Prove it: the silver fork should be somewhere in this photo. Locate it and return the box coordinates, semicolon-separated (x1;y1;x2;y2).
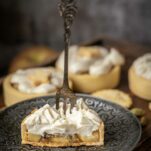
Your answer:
56;0;77;112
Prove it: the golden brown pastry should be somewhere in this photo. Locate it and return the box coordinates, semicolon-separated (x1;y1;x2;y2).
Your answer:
21;98;104;147
9;46;59;73
92;89;133;108
129;53;151;100
70;66;121;93
56;45;125;93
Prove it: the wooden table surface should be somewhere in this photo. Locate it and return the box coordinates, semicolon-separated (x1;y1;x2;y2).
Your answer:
0;38;151;151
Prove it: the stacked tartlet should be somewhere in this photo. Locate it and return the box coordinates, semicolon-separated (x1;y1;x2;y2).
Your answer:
3;67;71;106
56;45;125;93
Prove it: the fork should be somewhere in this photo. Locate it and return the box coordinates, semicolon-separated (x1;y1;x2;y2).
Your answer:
56;0;77;112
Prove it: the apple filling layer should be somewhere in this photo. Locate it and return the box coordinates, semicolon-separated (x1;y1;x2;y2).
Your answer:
22;125;103;147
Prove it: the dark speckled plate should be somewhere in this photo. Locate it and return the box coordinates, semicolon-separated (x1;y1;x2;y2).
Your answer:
0;94;141;151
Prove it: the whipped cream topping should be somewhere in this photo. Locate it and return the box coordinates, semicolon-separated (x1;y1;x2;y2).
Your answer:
11;68;63;94
133;53;151;80
23;98;101;136
89;59;112;76
56;46;125;75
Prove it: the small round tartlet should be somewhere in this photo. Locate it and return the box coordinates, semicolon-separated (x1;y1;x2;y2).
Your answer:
129;53;151;100
9;46;59;73
3;67;72;106
56;45;125;93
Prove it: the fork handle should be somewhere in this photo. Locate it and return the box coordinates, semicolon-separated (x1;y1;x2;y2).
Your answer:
59;0;77;88
63;25;70;88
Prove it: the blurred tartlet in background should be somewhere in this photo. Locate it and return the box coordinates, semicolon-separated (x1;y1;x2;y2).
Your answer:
129;53;151;100
3;67;72;106
92;89;133;109
56;45;125;93
9;46;59;73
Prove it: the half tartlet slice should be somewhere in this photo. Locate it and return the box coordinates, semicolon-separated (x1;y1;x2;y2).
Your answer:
21;98;104;147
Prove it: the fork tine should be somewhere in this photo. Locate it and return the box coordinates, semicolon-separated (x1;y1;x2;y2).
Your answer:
63;96;67;114
70;97;76;112
56;91;60;110
56;89;77;113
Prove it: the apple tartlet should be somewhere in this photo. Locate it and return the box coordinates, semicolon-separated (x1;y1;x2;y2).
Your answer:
21;98;104;147
3;67;71;106
129;53;151;100
9;46;59;73
56;45;125;93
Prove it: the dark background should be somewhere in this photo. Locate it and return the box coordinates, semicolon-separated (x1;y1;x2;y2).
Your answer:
0;0;151;73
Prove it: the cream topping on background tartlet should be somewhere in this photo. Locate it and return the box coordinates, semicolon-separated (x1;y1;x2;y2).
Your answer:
23;98;101;136
90;48;125;75
133;53;151;80
56;46;125;75
11;68;63;94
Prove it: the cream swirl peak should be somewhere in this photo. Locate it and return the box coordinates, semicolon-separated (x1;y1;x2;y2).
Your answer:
90;48;125;75
11;68;63;94
133;53;151;80
23;98;101;136
56;46;125;75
